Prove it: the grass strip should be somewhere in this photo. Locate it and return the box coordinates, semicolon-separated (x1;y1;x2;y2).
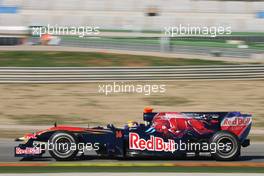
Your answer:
0;51;234;67
61;36;264;50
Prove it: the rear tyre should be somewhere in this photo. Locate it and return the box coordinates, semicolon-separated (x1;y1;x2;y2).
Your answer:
48;132;79;161
210;131;241;161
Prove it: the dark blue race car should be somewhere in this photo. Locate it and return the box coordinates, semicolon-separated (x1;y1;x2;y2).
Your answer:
15;107;252;161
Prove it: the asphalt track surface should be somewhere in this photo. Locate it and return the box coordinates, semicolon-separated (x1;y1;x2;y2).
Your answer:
0;65;264;83
0;139;263;162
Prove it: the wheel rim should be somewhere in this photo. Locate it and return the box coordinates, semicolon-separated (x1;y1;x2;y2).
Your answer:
216;136;237;158
52;135;76;158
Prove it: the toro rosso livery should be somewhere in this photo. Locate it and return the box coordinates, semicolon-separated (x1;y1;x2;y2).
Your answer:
15;107;252;161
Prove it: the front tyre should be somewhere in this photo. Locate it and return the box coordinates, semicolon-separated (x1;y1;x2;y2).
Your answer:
48;132;79;161
210;131;241;161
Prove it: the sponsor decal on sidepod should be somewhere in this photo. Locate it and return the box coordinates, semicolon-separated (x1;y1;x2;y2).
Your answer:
129;133;176;152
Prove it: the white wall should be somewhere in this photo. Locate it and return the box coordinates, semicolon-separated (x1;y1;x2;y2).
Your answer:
1;0;264;32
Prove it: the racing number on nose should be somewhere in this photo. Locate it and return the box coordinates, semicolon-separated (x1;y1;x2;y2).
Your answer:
116;131;122;138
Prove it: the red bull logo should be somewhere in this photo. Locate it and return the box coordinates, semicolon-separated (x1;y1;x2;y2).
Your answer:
15;147;41;155
221;116;251;127
129;133;175;152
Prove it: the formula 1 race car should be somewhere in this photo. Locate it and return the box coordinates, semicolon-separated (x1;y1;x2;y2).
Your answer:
15;107;252;161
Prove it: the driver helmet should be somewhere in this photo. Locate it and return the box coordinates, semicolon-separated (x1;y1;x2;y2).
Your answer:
127;120;139;128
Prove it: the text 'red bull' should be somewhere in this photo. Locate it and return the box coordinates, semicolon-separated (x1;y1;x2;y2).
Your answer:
129;133;175;152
